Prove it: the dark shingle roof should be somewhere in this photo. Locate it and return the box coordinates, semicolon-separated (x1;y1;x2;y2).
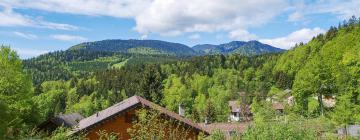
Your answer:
71;96;209;135
37;113;84;133
229;101;251;113
54;113;84;127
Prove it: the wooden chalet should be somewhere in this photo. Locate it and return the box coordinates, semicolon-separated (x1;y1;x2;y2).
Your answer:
69;95;209;139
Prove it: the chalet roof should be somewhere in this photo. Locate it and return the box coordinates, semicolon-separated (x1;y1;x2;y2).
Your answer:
71;95;209;135
272;102;285;110
229;101;251;113
229;101;241;112
198;122;249;139
198;122;249;133
57;113;84;127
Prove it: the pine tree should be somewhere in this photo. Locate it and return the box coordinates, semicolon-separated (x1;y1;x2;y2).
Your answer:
205;100;216;123
331;93;355;137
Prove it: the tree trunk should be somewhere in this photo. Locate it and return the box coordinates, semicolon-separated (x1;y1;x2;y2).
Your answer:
318;93;324;116
344;124;348;138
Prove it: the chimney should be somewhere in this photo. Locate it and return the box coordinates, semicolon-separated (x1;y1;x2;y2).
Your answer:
178;104;185;117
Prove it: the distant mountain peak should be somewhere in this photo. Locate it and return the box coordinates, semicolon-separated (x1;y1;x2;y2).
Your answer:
193;40;284;55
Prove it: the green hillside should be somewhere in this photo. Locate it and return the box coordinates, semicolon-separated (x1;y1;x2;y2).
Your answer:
193;40;284;55
23;50;182;85
69;39;198;56
272;20;360;116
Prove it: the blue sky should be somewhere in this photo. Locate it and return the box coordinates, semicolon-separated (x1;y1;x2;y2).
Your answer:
0;0;359;58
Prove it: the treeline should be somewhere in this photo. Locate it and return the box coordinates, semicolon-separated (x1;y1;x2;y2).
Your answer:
29;53;279;122
23;50;184;86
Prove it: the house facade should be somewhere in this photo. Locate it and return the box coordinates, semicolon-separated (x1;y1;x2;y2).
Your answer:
70;96;208;139
228;101;251;122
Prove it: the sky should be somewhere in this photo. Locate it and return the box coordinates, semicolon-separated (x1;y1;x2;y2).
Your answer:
0;0;359;58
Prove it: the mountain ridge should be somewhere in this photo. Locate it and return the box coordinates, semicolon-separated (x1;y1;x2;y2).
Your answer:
193;40;284;55
69;39;284;56
69;39;198;56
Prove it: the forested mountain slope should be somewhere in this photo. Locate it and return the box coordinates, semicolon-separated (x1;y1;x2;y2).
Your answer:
69;39;198;56
24;39;283;85
273;18;360;116
23;50;182;85
193;40;284;55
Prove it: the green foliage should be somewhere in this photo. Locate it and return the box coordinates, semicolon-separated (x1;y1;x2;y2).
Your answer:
127;109;191;140
33;81;67;121
128;47;170;55
163;74;194;114
204;100;216;123
111;58;128;68
285;19;360;119
23;50;123;85
242;121;318;140
251;99;277;123
138;64;164;104
0;46;40;139
206;129;225;140
331;92;360;135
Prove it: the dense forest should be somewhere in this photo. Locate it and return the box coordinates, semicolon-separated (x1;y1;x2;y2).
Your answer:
193;40;284;55
69;39;198;56
1;16;360;139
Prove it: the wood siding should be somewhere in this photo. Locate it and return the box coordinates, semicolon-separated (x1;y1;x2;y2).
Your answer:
84;108;201;140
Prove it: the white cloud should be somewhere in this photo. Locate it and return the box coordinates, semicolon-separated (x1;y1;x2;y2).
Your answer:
1;0;288;36
317;0;360;19
189;34;200;40
140;34;148;40
50;34;87;42
12;47;49;59
0;6;33;26
3;0;359;38
38;21;78;30
288;11;304;22
260;27;325;49
1;0;152;18
0;4;78;30
229;29;258;41
134;0;288;35
13;31;38;40
289;0;360;22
